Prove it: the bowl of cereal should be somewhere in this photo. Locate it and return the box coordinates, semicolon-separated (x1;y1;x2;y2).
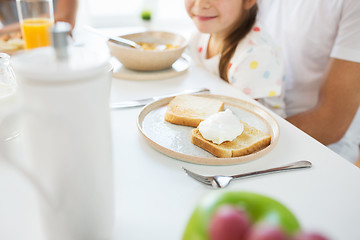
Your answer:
107;31;187;71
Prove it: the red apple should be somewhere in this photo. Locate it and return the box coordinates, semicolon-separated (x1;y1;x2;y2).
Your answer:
246;225;288;240
294;231;329;240
209;205;251;240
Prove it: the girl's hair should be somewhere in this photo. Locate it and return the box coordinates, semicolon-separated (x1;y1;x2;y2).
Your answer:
219;4;258;82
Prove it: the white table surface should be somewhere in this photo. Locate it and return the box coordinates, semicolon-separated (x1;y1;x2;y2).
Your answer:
1;28;360;240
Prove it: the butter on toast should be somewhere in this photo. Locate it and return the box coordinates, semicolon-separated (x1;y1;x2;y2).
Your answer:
165;95;224;127
191;121;271;158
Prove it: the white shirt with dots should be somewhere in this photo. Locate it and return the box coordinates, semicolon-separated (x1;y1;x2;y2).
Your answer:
188;23;286;117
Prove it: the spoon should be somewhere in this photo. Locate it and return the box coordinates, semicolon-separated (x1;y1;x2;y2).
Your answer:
83;25;141;49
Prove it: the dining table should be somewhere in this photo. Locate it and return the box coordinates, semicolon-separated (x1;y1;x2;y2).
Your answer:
1;26;360;240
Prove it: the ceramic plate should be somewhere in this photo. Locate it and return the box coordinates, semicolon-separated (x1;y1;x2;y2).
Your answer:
111;54;190;81
0;33;25;55
137;94;280;165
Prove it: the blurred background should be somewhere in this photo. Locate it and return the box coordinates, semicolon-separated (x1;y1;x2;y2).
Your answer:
77;0;193;30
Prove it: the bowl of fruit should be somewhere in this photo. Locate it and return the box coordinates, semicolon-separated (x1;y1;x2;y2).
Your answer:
183;191;328;240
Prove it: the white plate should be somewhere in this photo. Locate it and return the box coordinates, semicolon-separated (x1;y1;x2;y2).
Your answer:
111;54;190;81
137;94;280;165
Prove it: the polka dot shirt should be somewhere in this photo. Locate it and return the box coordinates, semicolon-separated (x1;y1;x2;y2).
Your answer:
188;23;286;117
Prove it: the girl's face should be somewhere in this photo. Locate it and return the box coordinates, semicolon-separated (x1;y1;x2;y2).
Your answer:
185;0;248;37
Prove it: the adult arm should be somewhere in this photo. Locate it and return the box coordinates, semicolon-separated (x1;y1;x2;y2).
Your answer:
0;22;20;34
286;58;360;145
54;0;78;28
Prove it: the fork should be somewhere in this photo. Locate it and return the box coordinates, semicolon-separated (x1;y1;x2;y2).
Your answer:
182;160;312;188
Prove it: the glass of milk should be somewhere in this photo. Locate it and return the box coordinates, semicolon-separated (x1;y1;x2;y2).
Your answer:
0;53;18;141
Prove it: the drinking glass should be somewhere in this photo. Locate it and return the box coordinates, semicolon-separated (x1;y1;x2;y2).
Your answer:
16;0;54;49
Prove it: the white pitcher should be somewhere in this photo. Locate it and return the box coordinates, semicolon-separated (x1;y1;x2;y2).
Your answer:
6;22;114;240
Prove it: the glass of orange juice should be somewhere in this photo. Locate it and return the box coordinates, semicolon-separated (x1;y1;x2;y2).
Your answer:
16;0;54;50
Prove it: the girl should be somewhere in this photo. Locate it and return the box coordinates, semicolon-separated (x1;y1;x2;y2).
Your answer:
185;0;286;117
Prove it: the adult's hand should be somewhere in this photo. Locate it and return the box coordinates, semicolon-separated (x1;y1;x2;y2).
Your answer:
54;0;78;28
287;58;360;145
0;23;20;35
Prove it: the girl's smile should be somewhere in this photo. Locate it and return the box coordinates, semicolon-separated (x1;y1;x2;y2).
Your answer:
194;15;217;21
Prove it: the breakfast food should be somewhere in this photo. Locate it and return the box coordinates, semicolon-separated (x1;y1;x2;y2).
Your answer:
0;32;25;53
198;109;244;144
183;191;329;240
183;191;301;240
137;42;179;50
165;95;224;127
191;120;271;158
165;95;271;158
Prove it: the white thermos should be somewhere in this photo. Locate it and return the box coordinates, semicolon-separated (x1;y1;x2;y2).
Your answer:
11;22;114;240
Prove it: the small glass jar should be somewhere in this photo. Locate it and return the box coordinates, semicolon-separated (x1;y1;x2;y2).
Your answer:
0;53;18;140
0;53;16;88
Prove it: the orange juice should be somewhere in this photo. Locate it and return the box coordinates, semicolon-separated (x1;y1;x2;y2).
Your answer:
21;18;53;49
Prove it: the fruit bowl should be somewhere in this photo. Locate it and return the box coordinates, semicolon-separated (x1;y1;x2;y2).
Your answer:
183;191;328;240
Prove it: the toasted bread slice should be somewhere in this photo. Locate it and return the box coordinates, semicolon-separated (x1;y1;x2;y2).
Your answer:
165;95;224;127
191;121;271;158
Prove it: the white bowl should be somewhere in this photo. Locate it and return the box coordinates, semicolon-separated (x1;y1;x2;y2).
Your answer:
107;31;187;71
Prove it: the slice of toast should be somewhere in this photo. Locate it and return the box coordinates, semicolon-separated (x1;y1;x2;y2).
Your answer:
191;121;271;158
165;95;224;127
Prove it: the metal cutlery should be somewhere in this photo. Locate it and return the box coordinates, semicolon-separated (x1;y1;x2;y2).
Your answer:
183;160;312;188
83;25;141;49
111;88;210;109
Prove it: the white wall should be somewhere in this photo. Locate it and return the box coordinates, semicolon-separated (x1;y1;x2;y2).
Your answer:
77;0;193;30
